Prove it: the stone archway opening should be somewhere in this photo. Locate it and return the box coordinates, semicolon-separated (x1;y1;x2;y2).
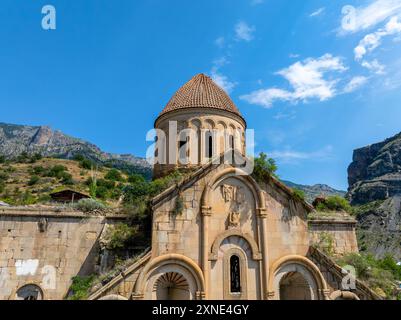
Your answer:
153;272;190;300
279;272;313;300
15;284;43;300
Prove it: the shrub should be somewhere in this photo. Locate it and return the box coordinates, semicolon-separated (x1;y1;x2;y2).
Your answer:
47;165;67;178
16;151;29;163
80;158;95;170
73;154;85;162
173;195;184;216
21;191;37;205
252;152;278;183
0;172;9;182
0;155;5;163
313;232;335;256
95;186;109;199
122;199;149;222
32;165;46;175
74;198;106;213
103;223;138;250
292;188;306;201
68;275;95;300
28;175;40;186
60;172;74;185
337;253;400;299
97;179;115;189
29;153;42;163
316;196;352;213
128;174;146;184
105;169;123;181
37;194;52;203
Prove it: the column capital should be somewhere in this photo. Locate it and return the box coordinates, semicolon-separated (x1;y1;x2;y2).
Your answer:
131;292;144;300
265;291;275;300
201;206;212;216
319;289;331;300
196;291;206;300
257;207;268;218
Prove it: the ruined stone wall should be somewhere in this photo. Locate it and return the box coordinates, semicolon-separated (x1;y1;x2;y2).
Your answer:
308;218;359;255
0;208;125;300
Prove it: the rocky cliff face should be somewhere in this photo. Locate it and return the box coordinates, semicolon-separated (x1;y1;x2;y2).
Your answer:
0;122;152;177
347;132;401;205
347;132;401;260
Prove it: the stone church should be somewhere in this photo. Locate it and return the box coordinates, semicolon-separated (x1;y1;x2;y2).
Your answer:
88;74;378;300
0;74;379;300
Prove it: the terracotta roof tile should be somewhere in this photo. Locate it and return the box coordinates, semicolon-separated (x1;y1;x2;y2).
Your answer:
158;73;242;117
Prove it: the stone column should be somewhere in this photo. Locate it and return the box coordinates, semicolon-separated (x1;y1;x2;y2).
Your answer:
201;205;212;299
257;207;269;300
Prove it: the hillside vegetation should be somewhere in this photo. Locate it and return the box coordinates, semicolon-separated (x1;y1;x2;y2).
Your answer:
0;153;130;207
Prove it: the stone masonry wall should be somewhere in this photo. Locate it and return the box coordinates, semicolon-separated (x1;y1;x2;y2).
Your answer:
308;219;359;255
0;208;124;300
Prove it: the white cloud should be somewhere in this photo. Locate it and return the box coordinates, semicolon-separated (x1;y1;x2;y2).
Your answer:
235;21;255;42
211;70;237;94
343;76;369;93
269;145;333;162
310;7;325;17
341;0;401;33
354;16;401;60
240;54;347;108
210;56;236;93
273;110;296;120
361;59;386;74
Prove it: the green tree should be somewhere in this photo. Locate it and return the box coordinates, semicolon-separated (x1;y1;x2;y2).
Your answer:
252;152;278;182
105;169;123;181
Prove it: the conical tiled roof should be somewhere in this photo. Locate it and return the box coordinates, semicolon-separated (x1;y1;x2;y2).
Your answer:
158;73;242;118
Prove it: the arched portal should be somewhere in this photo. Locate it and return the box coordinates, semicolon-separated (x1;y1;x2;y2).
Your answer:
15;284;43;300
133;254;205;300
279;272;312;300
269;255;328;300
153;272;190;300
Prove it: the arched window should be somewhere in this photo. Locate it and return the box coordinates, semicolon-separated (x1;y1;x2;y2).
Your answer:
205;132;213;159
230;255;241;293
229;135;235;163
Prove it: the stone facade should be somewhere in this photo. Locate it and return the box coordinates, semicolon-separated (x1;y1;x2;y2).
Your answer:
0;208;124;300
88;74;378;301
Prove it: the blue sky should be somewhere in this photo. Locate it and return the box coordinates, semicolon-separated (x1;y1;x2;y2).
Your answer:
1;0;401;190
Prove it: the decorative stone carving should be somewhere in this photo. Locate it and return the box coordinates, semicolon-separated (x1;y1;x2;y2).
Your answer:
221;184;245;206
38;218;48;233
221;184;235;202
235;186;245;204
228;211;241;228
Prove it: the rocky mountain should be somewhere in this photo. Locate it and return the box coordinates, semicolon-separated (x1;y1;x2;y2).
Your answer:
282;180;346;203
0;122;152;177
347;132;401;205
347;132;401;260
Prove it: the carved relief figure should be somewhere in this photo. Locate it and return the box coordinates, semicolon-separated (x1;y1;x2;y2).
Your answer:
235;186;245;204
221;184;235;202
229;211;241;228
